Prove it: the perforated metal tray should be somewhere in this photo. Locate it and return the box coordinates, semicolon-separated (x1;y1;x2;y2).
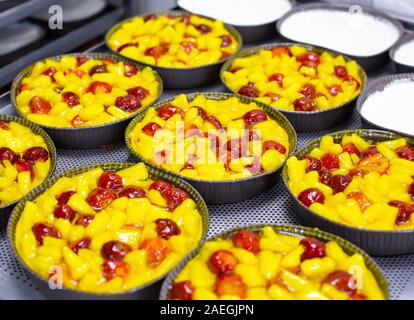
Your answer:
0;40;413;300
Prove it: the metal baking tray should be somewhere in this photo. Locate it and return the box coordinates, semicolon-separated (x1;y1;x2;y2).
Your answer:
0;36;413;299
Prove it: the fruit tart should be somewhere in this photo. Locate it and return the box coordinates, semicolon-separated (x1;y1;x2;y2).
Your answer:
15;163;204;293
107;13;240;68
0;119;53;207
286;132;414;230
127;94;292;180
14;55;160;128
222;44;363;112
168;226;385;300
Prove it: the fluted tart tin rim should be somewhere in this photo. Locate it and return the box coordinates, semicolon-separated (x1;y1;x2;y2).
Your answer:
389;33;414;72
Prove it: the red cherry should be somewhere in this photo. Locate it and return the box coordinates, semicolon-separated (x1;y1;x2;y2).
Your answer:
0;121;9;130
124;62;139;77
89;64;107;76
118;186;145;199
149;180;173;196
396;145;414;162
226;138;248;158
75;214;94;227
30;96;51;114
102;260;129;280
263;140;286;154
86;81;112;94
145;45;168;60
32;223;60;245
0;147;19;164
139;238;170;267
181;41;197;53
342;143;361;157
214;274;247;299
293;97;316;111
328;174;352;194
232;230;260;254
42;67;57;80
196;24;211;34
321;153;340;170
62;91;80;107
230;66;242;73
23;147;49;164
347;192;371;211
117;42;138;53
115;95;141;113
298;188;325;207
144;13;157;22
142;122;162;137
300;84;316;97
76;55;89;66
302;156;322;173
71;115;84;128
220;35;232;47
170;281;194;300
155;219;181;240
356;154;389;174
221;51;231;61
238;83;259;98
271;46;291;57
208;250;238;275
334;66;348;78
86;187;117;211
243;109;267;126
409;182;414;200
56;190;76;204
53;204;76;221
328;85;342;96
388;200;414;226
318;168;333;185
127;86;149;100
97;171;123;191
205;116;222;129
164;187;188;210
297;52;320;68
158;104;184;120
343;75;361;90
19;84;30;93
192;106;207;119
101;241;132;261
300;237;326;261
15;159;35;180
264;92;281;102
323;270;356;295
70;237;91;254
268;73;284;87
360;146;379;158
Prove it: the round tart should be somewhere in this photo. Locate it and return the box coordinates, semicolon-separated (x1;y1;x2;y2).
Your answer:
222;44;363;112
127;93;291;181
0;119;53;207
14;54;160;128
107;12;240;68
166;226;385;300
286;133;414;230
14;163;204;293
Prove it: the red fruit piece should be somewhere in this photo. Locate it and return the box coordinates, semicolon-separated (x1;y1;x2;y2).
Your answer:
293;97;316;112
243;109;267;126
127;86;149;100
396;145;414;162
268;73;284;87
323;270;356;295
76;55;89;66
220;35;232;47
271;46;291;57
263;140;286;154
0;147;19;164
42;67;57;81
70;237;91;254
19;84;30;93
56;190;76;204
102;260;129;280
164;187;189;210
30;96;52;114
214;274;247;299
144;13;157;22
388;200;414;226
98;171;123;191
124;62;139;77
300;237;326;261
360;146;379;158
71;115;84;128
342;143;361;157
321;153;340;170
62;91;80;107
89;64;107;76
343;75;361;90
139;238;170;267
347;192;371;211
181;41;197;53
208;250;238;275
193;106;208;119
356;154;389;174
149;180;173;196
264;92;281;102
302;155;322;173
15;159;35;180
86;81;112;94
248;129;260;141
226;138;248;158
53;204;76;221
115;95;141;113
145;45;168;60
0;121;9;130
409;182;414;200
23;147;49;163
155;218;181;240
232;229;260;254
334;66;348;78
298;188;325;207
238;83;259;98
142;122;162;137
300;84;316;97
101;241;132;261
318;168;332;185
328;174;352;194
86;187;117;211
328;85;342;96
75;214;94;227
196;24;211;34
170;281;194;300
297;52;321;68
118;186;145;199
230;66;242;73
32;223;60;245
117;42;138;53
158;104;184;120
205;116;222;129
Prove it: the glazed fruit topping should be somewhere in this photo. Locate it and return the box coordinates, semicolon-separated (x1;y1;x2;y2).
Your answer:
334;66;348;78
139;238;170;267
263;140;286;154
75;214;94;227
238;83;259;98
227;139;248;158
205;116;222;129
71;115;84;128
102;260;129;280
328;85;342;96
360;146;379;158
232;230;260;254
86;187;117;211
142;122;162;137
302;156;322;173
321;153;340;170
115;95;141;112
149;180;173;196
117;42;138;52
97;171;123;191
298;188;325;207
342;143;360;157
220;35;232;47
42;67;57;80
208;250;238;275
388;201;414;226
0;121;9;130
158;104;185;120
101;240;132;261
170;281;194;300
409;183;414;200
318;168;332;185
144;13;157;22
0;147;19;164
271;46;291;57
300;237;326;261
328;174;352;194
30;96;51;114
164;187;189;210
323;270;356;295
76;55;89;66
343;75;361;90
264;92;281;102
89;64;107;76
356;154;389;174
293;97;316;112
300;84;316;97
214;274;247;299
181;41;197;53
127;86;149;100
155;218;181;240
268;73;284;87
396;145;414;162
145;45;168;60
118;186;146;199
86;81;112;94
62;91;80;107
297;52;320;68
23;147;49;163
124;62;139;77
347;192;371;211
56;190;76;204
196;24;212;34
32;223;60;245
243;109;267;126
70;237;91;254
53;204;76;221
15;159;35;179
